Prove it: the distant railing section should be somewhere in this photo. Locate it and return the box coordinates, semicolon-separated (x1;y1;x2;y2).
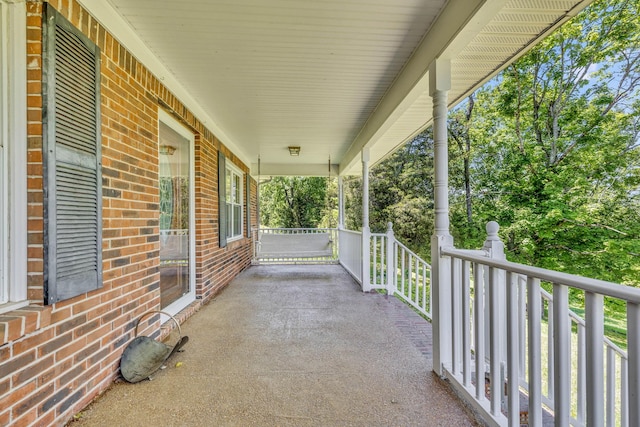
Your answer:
441;221;638;427
253;228;338;264
394;239;431;320
341;223;432;319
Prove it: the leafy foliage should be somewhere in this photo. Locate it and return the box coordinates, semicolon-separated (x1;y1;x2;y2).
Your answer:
453;0;640;284
259;176;335;228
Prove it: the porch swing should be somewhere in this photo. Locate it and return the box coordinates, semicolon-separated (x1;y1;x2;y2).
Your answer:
255;157;335;262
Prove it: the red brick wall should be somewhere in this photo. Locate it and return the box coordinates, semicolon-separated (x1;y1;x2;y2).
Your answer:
0;1;255;425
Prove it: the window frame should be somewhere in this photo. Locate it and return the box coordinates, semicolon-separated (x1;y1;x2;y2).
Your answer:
225;161;244;242
0;0;28;313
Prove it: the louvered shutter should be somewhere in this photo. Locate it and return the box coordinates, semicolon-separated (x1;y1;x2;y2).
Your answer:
246;174;251;238
43;4;102;304
218;151;227;248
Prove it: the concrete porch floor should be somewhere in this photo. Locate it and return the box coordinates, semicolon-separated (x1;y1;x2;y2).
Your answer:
71;265;479;426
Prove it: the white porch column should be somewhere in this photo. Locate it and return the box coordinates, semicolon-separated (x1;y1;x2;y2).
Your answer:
337;175;344;229
361;148;371;292
430;58;453;376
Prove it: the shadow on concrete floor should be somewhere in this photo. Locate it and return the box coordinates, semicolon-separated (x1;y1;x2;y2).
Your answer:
70;265;480;427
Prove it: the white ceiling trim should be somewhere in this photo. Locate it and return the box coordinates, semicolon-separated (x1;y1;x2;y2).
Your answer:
77;0;251;167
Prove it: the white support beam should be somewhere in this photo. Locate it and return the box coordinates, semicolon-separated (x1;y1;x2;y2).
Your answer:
430;59;451;235
361;148;371;292
361;149;370;230
430;58;453;376
338;176;344;229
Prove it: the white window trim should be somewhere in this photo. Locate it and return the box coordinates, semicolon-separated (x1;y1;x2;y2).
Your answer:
0;0;28;313
225;161;244;242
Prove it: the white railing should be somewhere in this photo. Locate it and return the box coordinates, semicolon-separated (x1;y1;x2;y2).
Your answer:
338;228;362;283
440;222;639;427
335;221;634;425
536;286;628;426
348;223;432;319
253;228;338;264
393;239;431;320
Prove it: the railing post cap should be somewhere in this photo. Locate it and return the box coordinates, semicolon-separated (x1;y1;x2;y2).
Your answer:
387;222;393;231
486;221;500;238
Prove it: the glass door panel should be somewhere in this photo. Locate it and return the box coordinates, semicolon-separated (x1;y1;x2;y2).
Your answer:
159;121;192;309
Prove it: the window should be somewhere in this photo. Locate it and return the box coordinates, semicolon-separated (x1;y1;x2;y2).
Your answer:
0;0;27;312
42;4;102;304
225;164;243;240
217;152;244;247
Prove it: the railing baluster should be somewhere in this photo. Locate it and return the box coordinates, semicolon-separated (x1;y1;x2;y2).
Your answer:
422;261;427;313
528;276;542;427
474;263;485;401
577;322;586;424
378;236;382;286
627;302;640;426
401;250;406;295
386;236;395;296
489;266;501;416
413;258;420;305
452;258;461;376
518;275;527;383
553;283;570;426
606;346;615;427
373;236;378;286
462;260;471;388
621;356;628;427
547;296;554;402
586;291;604;426
506;272;519;427
409;255;413;301
379;236;383;285
379;236;384;285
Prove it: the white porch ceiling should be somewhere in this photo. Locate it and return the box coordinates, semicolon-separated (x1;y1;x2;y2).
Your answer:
79;0;592;176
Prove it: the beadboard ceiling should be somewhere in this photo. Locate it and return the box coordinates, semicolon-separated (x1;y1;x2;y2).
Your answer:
79;0;593;176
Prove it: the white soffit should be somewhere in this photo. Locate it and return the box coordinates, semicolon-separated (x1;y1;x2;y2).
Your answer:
79;0;592;176
88;0;447;175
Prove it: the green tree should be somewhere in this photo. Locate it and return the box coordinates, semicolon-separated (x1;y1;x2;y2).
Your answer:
343;132;435;257
452;0;640;284
259;176;331;228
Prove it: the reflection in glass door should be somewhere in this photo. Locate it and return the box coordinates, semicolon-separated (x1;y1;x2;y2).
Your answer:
159;120;193;310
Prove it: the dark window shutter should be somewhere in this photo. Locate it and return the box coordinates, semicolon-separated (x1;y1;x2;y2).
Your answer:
218;151;227;248
43;4;102;304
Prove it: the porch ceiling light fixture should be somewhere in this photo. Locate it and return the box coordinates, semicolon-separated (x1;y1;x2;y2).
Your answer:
288;146;301;156
159;145;176;155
